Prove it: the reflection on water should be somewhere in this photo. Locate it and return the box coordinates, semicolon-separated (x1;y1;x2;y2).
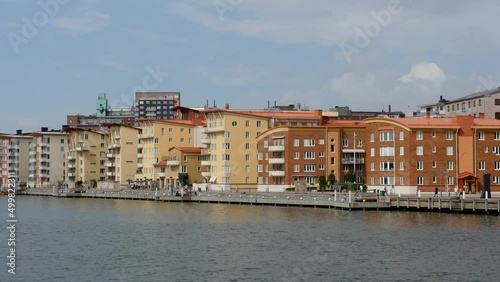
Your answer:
0;197;499;282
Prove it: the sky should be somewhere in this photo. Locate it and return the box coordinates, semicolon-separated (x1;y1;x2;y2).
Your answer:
1;0;500;133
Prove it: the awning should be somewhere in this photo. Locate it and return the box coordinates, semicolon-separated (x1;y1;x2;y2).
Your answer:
209;176;217;183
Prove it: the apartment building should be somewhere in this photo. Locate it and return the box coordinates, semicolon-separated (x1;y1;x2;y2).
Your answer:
445;88;500;119
364;114;500;194
255;121;365;192
136;119;204;181
157;147;203;189
102;123;141;187
28;128;67;188
202;106;324;191
0;130;31;187
65;128;108;187
135;92;180;119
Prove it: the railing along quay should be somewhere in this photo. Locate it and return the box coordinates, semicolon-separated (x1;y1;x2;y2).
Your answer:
390;197;500;214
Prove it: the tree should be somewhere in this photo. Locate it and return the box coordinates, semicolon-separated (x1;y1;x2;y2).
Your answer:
178;173;189;186
344;171;356;183
318;175;327;191
327;171;336;189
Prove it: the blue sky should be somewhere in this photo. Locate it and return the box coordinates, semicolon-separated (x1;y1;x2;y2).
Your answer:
1;0;500;133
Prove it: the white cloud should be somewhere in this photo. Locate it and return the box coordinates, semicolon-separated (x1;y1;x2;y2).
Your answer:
399;62;446;83
51;11;109;35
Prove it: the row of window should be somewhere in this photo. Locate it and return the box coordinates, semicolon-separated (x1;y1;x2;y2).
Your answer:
370;176;455;186
447;99;481;112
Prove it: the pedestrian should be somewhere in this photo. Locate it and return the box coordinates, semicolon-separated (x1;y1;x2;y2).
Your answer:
454;186;458;198
434;187;438;197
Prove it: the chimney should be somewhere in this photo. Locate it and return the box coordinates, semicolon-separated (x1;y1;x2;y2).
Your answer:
440;95;443;101
213;100;216;108
16;129;22;135
274;101;277;108
388;105;391;113
426;112;430;119
41;127;48;132
267;101;270;109
479;112;485;119
225;103;229;110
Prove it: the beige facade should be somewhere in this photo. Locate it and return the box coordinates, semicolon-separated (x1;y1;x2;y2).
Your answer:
28;131;67;188
445;89;500;119
136;119;202;181
65;128;108;187
159;147;203;189
103;124;141;186
0;132;31;188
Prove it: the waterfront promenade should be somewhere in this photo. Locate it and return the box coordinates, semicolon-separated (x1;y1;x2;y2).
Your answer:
15;188;500;214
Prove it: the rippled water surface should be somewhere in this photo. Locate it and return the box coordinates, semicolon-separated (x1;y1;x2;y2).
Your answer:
0;196;499;281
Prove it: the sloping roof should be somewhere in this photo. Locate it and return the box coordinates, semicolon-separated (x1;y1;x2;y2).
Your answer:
366;117;461;129
473;119;500;128
202;109;322;120
177;147;202;153
447;88;500;103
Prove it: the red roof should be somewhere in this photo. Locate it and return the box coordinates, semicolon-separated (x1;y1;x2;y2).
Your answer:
169;147;202;153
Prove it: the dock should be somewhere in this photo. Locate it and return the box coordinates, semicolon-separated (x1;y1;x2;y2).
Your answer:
15;189;500;214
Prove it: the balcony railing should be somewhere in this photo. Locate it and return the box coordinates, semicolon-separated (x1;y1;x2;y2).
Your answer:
268;145;285;152
201;171;211;177
201;161;211;166
342;158;365;164
166;160;180;166
268;158;285;164
269;171;285;177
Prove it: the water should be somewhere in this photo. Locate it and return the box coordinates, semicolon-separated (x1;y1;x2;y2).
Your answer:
0;196;499;282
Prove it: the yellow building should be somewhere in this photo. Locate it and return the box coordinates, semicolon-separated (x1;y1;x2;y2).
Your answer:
102;123;141;187
136;119;205;183
65;128;108;188
157;147;203;189
201;107;324;191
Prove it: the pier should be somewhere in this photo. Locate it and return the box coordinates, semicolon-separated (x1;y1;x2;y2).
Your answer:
16;189;500;214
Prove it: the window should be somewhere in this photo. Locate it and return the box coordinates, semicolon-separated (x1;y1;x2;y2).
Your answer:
154;138;159;144
330;157;335;165
319;139;325;145
446;177;454;185
256;121;262;127
478;131;485;140
432;131;436;138
232;121;238;127
304;139;315;147
461;102;466;112
400;176;405;185
473;100;476;107
370;162;375;171
246;132;250;138
380;132;394;142
380;162;394;171
399;146;404;156
416;131;423;140
479;99;481;106
400;161;404;170
342;139;348;147
304;152;315;159
380;147;394;156
446;131;453;140
223;131;230;139
257;153;263;160
223;143;230;150
257;165;263;172
263;140;268;148
495;161;500;170
293;165;300;172
370;133;375;142
416;146;423;155
468;101;471;108
479;161;485;170
484;147;488;153
293;139;300;147
494;176;500;184
370;148;375;157
304;164;315;172
452;105;455;111
356;138;363;147
371;177;375;185
294;152;300;159
319;152;325;158
245;120;250;127
245;154;250;161
245;143;250;150
446;146;454;155
496;99;500;105
245;166;250;173
432;161;436;168
447;161;454;170
399;131;404;141
319;164;325;171
416;161;423;170
495;132;500;140
380;176;394;185
417;177;423;185
330;145;335;152
493;146;500;154
496;113;500;120
432;146;436;153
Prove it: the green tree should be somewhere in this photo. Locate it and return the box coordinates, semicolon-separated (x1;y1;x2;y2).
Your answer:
178;173;189;186
327;171;336;189
344;171;356;183
318;175;327;190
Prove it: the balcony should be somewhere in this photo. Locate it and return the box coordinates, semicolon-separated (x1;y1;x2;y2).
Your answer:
201;149;210;155
137;143;143;149
68;173;76;177
268;145;285;152
29;150;36;156
201;160;211;166
157;172;166;178
105;162;115;167
137;163;143;168
29;173;35;178
106;172;115;177
67;154;76;160
139;133;154;139
204;126;225;133
166;160;180;166
341;158;365;164
10;145;20;150
76;146;88;151
201;171;211;177
113;134;121;140
107;153;116;158
67;164;76;168
269;170;285;177
108;143;121;149
201;138;211;144
268;158;285;164
137;154;143;158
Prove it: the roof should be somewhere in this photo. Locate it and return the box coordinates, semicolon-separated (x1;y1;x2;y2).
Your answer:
447;88;500;103
172;147;202;154
100;123;141;130
202;109;322;121
365;117;461;130
137;119;202;126
63;127;108;135
473;119;500;128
